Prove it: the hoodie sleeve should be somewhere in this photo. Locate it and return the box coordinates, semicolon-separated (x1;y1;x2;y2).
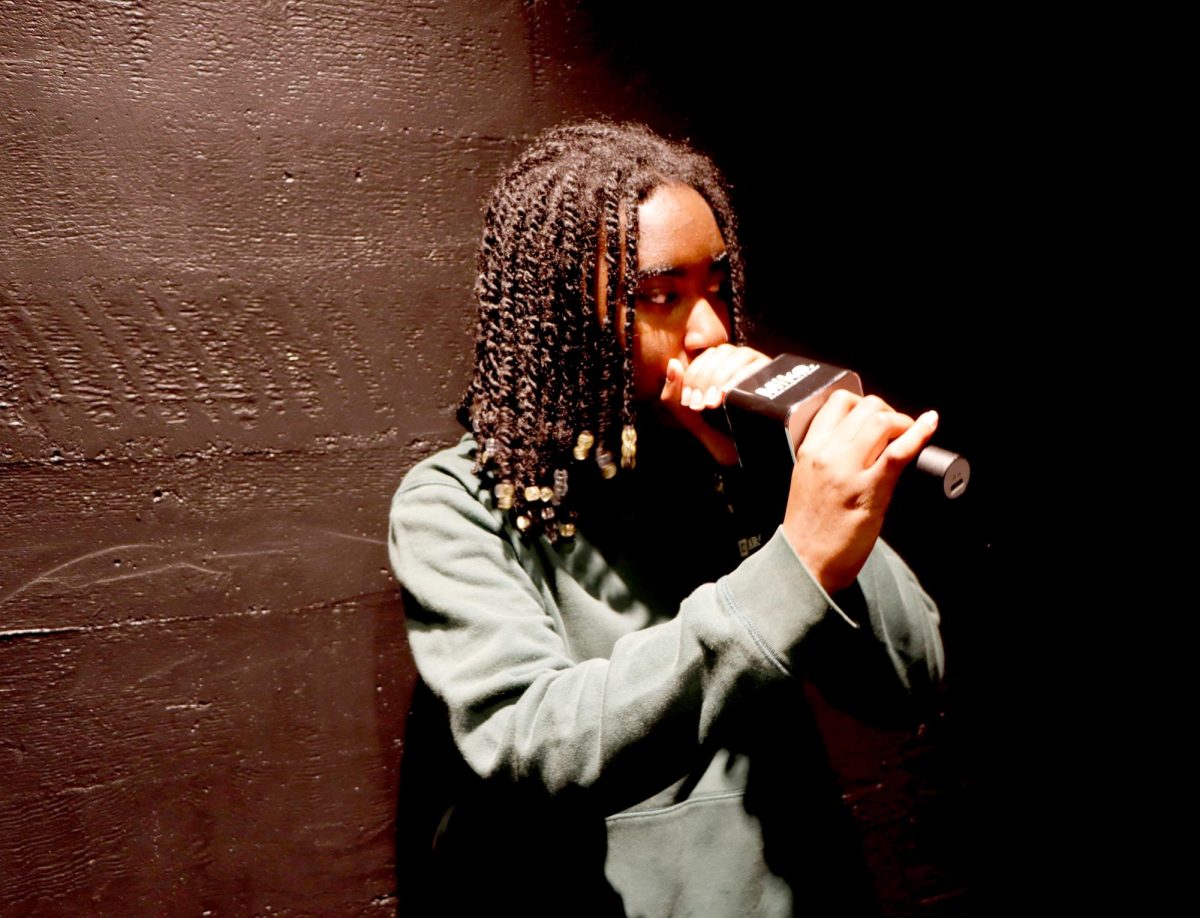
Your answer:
389;463;942;812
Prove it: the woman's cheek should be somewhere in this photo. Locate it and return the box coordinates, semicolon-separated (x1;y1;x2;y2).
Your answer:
631;324;668;400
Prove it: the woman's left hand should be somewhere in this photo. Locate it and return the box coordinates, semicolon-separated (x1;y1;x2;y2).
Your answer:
659;345;773;464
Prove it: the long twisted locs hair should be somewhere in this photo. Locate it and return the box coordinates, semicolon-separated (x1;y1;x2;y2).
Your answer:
460;121;746;541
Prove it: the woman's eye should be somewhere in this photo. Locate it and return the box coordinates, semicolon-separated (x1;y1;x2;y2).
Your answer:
638;290;675;306
706;275;730;298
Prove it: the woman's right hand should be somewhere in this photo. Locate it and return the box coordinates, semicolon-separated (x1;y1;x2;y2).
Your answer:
782;390;938;594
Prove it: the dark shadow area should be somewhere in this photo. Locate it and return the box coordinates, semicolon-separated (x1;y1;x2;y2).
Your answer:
395;677;625;917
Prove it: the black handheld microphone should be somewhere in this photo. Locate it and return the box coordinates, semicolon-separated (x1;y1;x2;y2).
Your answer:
723;354;970;499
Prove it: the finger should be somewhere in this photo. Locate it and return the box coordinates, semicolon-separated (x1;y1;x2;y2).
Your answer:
681;345;749;410
703;348;769;406
679;345;726;408
700;346;758;407
678;348;721;409
876;409;938;472
838;393;895;443
673;355;697;409
662;357;685;404
855;409;917;469
834;394;909;461
661;355;740;463
803;388;860;446
721;352;773;394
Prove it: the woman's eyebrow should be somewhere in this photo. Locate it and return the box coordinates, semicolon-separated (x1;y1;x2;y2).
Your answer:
637;250;728;282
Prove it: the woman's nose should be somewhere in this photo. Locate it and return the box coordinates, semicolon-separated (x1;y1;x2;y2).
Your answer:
683;298;730;355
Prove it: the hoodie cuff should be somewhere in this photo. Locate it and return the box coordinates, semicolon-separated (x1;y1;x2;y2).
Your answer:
717;526;858;671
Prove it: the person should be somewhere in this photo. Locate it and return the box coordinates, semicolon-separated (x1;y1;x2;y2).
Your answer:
388;121;944;917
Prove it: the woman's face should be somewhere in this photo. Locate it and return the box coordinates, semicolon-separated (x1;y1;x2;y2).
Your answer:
629;184;732;401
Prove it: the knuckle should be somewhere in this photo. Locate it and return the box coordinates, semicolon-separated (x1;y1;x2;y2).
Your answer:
872;410;903;433
796;445;823;470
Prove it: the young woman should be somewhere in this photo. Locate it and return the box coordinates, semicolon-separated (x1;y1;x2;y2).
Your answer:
389;121;944;917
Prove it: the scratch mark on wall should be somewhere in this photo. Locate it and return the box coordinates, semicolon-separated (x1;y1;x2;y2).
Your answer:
311;528;386;546
91;561;223;585
136;652;201;684
0;543;156;604
58;774;134;796
0;605;282;643
208;548;291;560
0;625;86;641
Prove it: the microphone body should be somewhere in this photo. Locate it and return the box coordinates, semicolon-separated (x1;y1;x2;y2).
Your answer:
723;354;970;500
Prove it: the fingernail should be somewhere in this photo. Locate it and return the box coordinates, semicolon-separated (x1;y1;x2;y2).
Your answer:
920;410;939;429
689;388;706;410
681;386;692;405
705;385;720;407
667;359;682;382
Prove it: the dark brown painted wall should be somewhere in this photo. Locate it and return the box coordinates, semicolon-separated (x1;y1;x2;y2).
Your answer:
3;2;1025;914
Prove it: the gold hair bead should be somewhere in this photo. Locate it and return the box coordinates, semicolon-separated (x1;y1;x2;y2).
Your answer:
481;437;498;464
515;514;531;532
539;486;553;503
595;447;617;480
574;430;595;461
494;481;514;510
541;505;555;520
560;522;576;539
524;484;541;503
620;424;637;469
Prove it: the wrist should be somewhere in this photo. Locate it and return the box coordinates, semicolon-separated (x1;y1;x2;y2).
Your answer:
783;528;856;595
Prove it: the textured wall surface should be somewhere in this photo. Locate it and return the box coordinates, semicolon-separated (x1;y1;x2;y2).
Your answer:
2;2;1011;914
